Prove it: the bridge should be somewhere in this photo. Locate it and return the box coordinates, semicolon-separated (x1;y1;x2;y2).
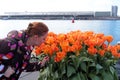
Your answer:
0;12;94;20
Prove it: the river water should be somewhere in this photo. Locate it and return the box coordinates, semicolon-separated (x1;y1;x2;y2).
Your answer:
0;20;120;45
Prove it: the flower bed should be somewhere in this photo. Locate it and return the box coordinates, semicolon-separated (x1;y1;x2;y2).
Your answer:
34;30;120;80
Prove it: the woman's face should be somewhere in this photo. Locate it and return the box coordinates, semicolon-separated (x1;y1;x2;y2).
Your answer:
28;33;48;46
35;33;48;46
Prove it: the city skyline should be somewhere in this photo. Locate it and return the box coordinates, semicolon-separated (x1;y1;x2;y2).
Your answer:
0;0;120;16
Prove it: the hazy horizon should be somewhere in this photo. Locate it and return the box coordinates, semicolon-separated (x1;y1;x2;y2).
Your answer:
0;0;120;16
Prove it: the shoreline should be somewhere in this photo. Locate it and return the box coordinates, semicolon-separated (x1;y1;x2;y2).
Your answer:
0;17;120;20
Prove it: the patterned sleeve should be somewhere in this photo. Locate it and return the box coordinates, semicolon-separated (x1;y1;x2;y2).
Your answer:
0;39;17;76
24;62;40;72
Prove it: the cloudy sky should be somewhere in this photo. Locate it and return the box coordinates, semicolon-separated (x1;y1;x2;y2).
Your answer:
0;0;120;16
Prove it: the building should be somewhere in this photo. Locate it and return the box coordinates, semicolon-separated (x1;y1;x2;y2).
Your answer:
111;6;118;17
95;12;111;17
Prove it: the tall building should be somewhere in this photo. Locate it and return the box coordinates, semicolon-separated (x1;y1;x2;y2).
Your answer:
111;6;118;17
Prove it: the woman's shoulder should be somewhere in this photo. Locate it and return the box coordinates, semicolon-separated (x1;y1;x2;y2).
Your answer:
7;30;19;38
7;30;26;42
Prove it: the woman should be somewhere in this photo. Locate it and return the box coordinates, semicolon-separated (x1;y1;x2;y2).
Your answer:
0;22;49;80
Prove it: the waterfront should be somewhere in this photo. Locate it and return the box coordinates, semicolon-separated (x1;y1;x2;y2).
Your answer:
1;11;120;20
0;19;120;45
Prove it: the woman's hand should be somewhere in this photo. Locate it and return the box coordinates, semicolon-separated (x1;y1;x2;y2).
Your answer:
4;66;15;78
38;56;49;68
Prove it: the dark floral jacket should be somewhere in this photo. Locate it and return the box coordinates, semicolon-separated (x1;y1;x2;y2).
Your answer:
0;30;40;80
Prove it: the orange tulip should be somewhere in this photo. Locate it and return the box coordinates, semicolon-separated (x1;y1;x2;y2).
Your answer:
104;35;113;43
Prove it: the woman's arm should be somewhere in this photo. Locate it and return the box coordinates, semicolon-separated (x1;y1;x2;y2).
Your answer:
0;39;17;77
25;56;49;72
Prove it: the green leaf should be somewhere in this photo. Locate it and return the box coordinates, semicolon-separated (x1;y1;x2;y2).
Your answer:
39;67;50;80
79;57;93;62
77;73;81;80
96;64;103;74
105;60;114;66
109;66;119;80
61;62;66;75
71;55;80;70
89;74;101;80
109;66;115;75
79;72;86;80
113;70;119;80
101;70;114;80
54;71;59;79
96;64;103;69
67;65;76;77
80;62;87;72
89;63;96;67
69;73;81;80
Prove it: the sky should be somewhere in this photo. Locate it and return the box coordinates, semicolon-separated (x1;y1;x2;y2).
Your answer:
0;0;120;16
